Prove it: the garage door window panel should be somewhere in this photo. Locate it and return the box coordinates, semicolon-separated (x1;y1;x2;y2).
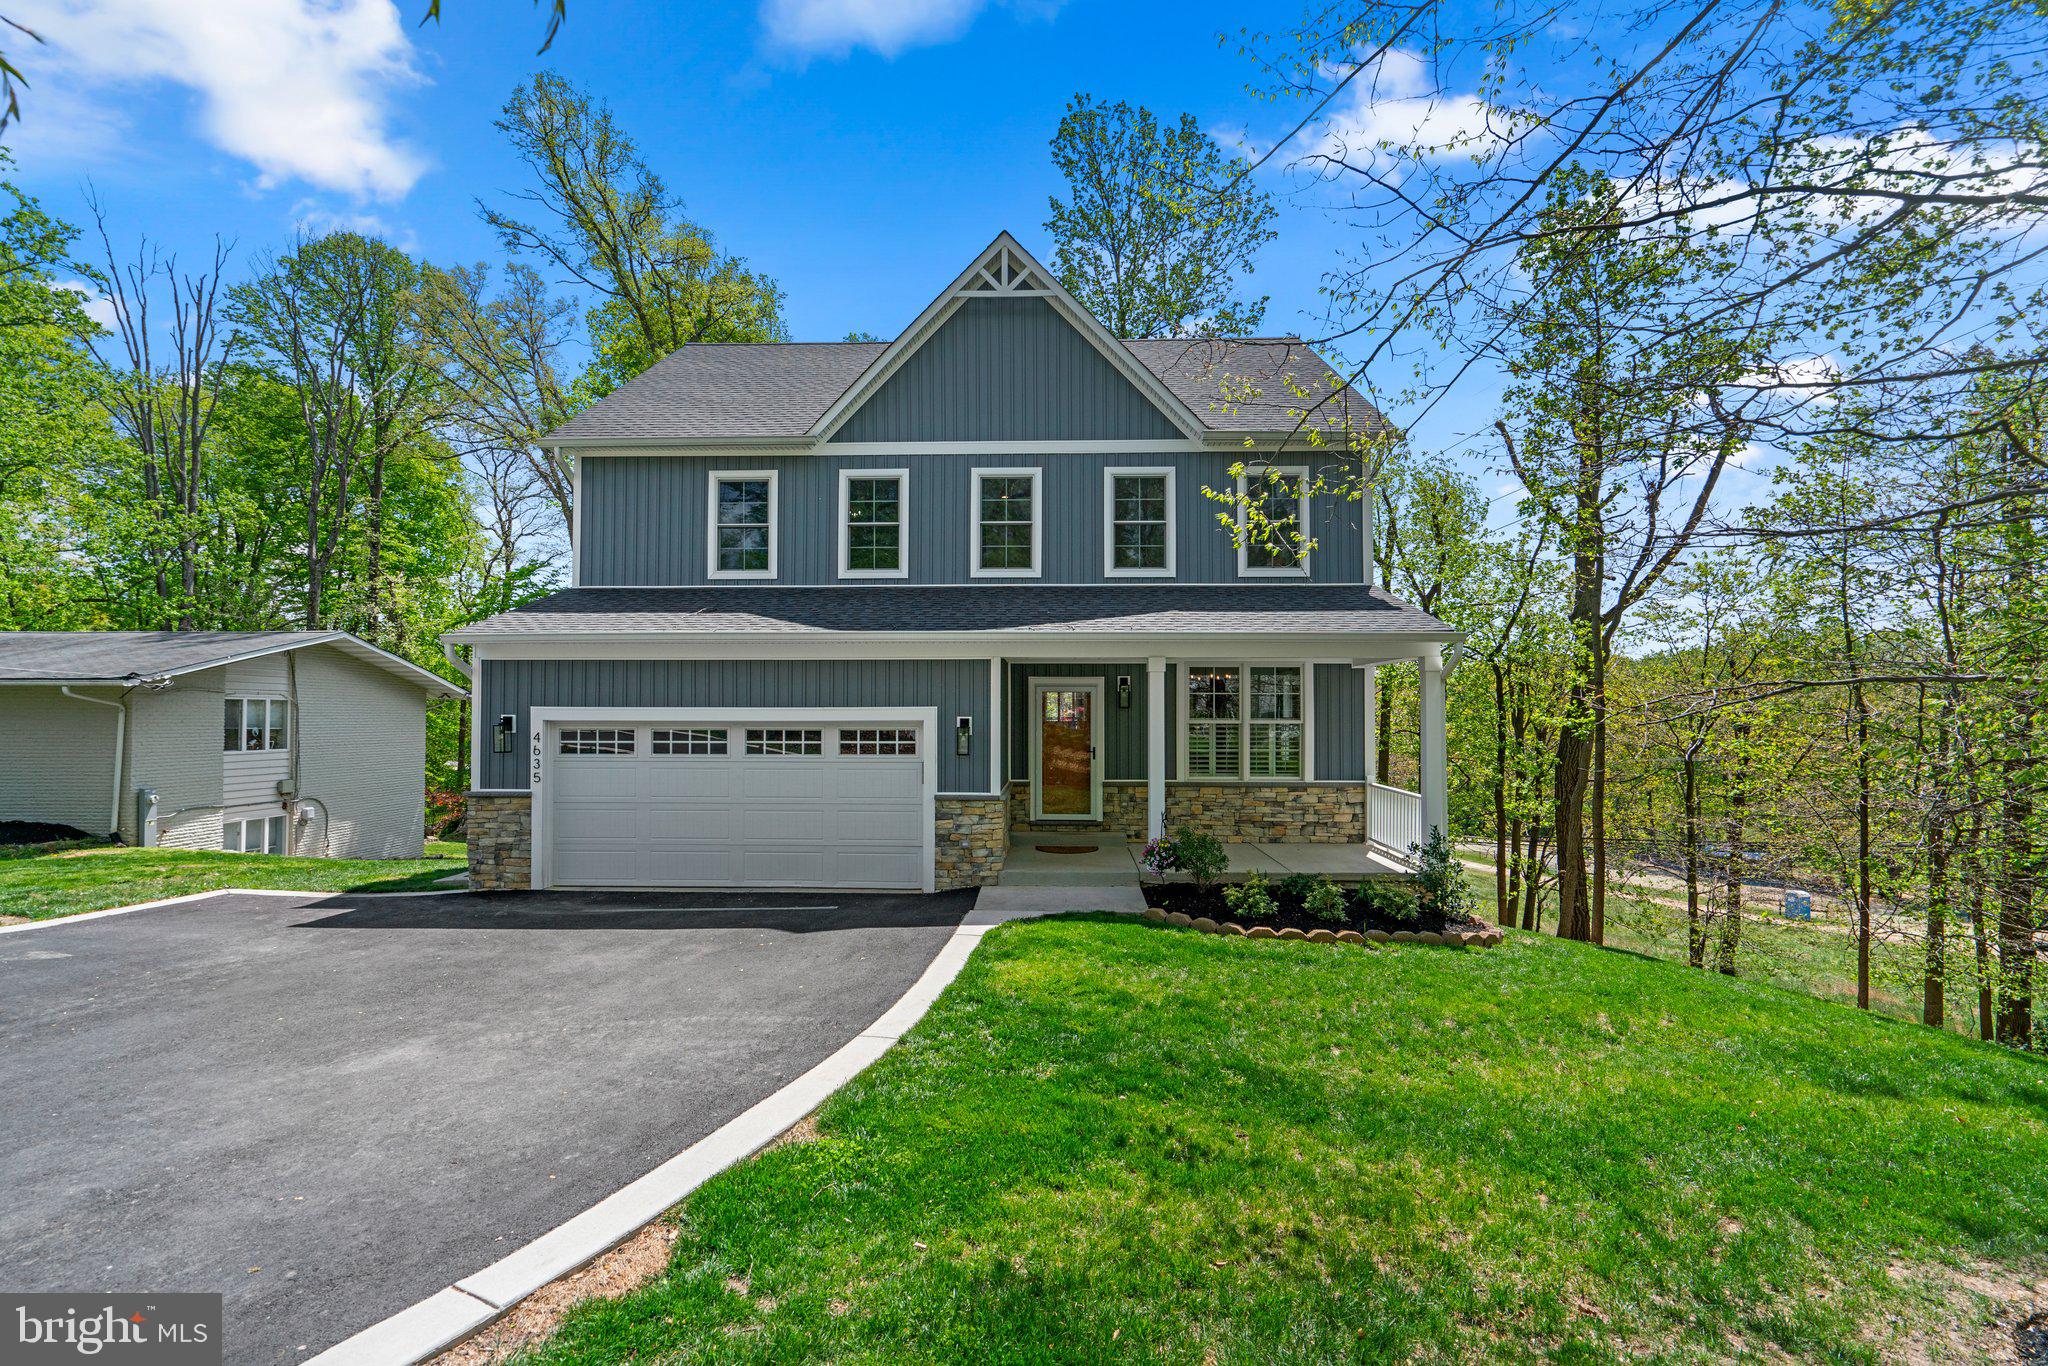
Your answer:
653;728;728;755
561;728;636;755
839;728;917;756
746;728;823;756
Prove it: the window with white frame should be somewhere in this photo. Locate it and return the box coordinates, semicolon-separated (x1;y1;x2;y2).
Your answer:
652;728;727;755
1185;665;1305;779
839;727;917;756
971;468;1039;576
1237;466;1310;576
560;728;636;755
747;728;823;755
223;697;288;752
840;470;906;577
710;472;776;577
224;813;289;854
1105;468;1173;576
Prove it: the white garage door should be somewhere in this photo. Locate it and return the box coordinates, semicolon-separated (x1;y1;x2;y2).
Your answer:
542;721;929;891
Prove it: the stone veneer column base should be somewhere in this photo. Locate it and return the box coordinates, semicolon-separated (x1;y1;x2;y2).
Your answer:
467;793;533;891
934;795;1008;890
1006;780;1365;843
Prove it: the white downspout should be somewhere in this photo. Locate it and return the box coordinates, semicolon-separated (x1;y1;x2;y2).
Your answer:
61;686;127;838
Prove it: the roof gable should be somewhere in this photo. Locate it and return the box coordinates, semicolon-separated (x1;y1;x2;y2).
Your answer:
0;630;463;696
811;234;1206;443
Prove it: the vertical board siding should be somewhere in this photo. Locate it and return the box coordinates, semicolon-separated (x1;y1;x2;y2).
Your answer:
480;657;992;793
1314;663;1366;782
579;449;1368;587
830;297;1182;444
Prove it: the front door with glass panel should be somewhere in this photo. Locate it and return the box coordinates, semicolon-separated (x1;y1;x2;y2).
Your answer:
1030;681;1101;821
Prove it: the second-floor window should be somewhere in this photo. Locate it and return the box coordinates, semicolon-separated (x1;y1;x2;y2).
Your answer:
839;469;907;578
1237;466;1310;577
1105;467;1174;577
710;471;777;578
971;468;1040;577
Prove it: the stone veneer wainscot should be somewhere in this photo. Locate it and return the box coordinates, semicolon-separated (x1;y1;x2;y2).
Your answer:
1007;780;1365;843
467;792;533;892
934;795;1008;890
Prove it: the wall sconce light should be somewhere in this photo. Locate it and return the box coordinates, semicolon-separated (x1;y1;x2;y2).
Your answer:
955;715;973;757
1116;675;1133;709
493;714;516;754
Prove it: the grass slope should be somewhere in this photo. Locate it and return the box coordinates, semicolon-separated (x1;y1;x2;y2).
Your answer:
0;839;466;920
522;918;2048;1364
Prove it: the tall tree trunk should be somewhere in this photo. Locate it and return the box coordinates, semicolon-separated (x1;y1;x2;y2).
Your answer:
1717;723;1748;975
1683;740;1704;970
1968;818;1995;1042
1591;631;1609;945
1997;738;2035;1047
1376;672;1393;785
1493;662;1511;926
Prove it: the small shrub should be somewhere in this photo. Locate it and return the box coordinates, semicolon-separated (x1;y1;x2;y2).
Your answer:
1276;872;1319;904
1140;837;1181;879
1356;880;1420;924
1223;870;1278;920
1172;827;1228;890
1303;876;1348;924
1412;826;1474;921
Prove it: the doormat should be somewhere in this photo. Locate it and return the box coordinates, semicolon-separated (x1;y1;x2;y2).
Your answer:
1034;844;1100;855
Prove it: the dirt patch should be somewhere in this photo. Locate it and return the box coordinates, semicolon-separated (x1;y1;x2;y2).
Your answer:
429;1109;825;1364
1142;881;1481;938
0;820;92;846
1882;1257;2048;1364
0;914;30;927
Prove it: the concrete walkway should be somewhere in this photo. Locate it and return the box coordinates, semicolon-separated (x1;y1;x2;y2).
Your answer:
999;836;1411;888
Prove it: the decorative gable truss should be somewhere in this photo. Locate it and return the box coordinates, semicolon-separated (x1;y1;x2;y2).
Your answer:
808;232;1209;445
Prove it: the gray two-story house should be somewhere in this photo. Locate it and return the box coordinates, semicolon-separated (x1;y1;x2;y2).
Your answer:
446;234;1457;894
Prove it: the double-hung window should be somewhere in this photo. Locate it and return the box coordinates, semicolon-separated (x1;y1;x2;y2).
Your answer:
1237;465;1311;577
709;471;777;578
1104;467;1174;577
1184;665;1306;779
839;469;907;578
224;697;288;752
971;468;1040;577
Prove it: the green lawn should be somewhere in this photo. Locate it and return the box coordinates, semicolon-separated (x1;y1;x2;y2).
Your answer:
0;838;467;920
517;916;2048;1364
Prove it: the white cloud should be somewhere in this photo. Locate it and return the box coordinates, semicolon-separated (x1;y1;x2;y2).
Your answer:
11;0;426;200
1296;48;1503;171
760;0;1058;60
54;280;119;330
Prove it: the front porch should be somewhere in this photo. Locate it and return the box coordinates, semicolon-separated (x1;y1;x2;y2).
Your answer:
997;832;1415;888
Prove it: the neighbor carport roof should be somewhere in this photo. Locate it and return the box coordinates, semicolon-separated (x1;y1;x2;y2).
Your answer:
448;585;1454;639
0;630;465;695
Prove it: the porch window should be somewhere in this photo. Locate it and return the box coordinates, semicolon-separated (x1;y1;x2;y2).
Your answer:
1185;665;1304;779
1105;468;1174;576
971;468;1040;576
1237;466;1310;576
710;471;777;578
840;470;906;578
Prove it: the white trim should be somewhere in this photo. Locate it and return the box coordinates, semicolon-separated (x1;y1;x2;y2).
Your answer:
968;467;1042;579
568;448;581;587
986;656;1002;795
836;467;910;580
1101;466;1177;579
805;232;1207;443
1026;678;1104;822
830;439;1214;456
1237;465;1312;578
464;634;1455;663
560;438;1310;455
527;706;937;894
706;469;779;581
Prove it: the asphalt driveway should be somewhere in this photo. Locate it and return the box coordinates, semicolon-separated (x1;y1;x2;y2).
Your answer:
0;888;968;1363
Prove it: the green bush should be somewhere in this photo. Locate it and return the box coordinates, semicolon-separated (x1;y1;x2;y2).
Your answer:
1355;880;1420;923
1414;826;1474;921
1276;872;1319;904
1172;827;1228;890
1223;870;1278;920
1303;876;1349;924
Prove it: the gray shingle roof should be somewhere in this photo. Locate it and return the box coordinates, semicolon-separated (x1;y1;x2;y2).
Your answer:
543;338;1386;444
0;630;464;695
449;585;1451;639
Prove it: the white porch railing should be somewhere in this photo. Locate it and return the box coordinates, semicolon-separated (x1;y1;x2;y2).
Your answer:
1367;781;1423;860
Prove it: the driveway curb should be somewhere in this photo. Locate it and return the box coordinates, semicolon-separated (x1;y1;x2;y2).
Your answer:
308;903;1031;1366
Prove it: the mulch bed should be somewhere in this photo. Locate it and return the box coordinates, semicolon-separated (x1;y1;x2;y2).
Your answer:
0;820;92;846
1141;881;1487;938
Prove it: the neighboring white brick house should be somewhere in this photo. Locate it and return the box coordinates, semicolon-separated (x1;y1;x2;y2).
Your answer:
0;631;464;857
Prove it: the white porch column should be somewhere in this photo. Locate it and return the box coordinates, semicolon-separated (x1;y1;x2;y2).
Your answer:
1356;662;1378;849
1145;657;1167;841
1419;645;1448;842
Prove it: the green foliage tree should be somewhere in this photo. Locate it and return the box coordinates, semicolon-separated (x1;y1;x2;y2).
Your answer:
1045;93;1277;339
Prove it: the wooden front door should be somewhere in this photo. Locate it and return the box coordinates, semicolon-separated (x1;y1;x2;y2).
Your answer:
1031;681;1101;821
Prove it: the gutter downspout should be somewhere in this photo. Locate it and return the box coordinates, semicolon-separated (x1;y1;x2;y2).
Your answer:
61;686;126;838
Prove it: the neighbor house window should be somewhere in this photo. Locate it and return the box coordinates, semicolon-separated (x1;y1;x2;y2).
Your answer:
224;813;289;854
839;728;917;756
1236;466;1310;576
652;728;727;755
1185;665;1305;780
839;469;907;578
224;698;288;753
747;728;822;756
1104;468;1174;576
560;728;635;755
709;470;777;578
971;468;1040;577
